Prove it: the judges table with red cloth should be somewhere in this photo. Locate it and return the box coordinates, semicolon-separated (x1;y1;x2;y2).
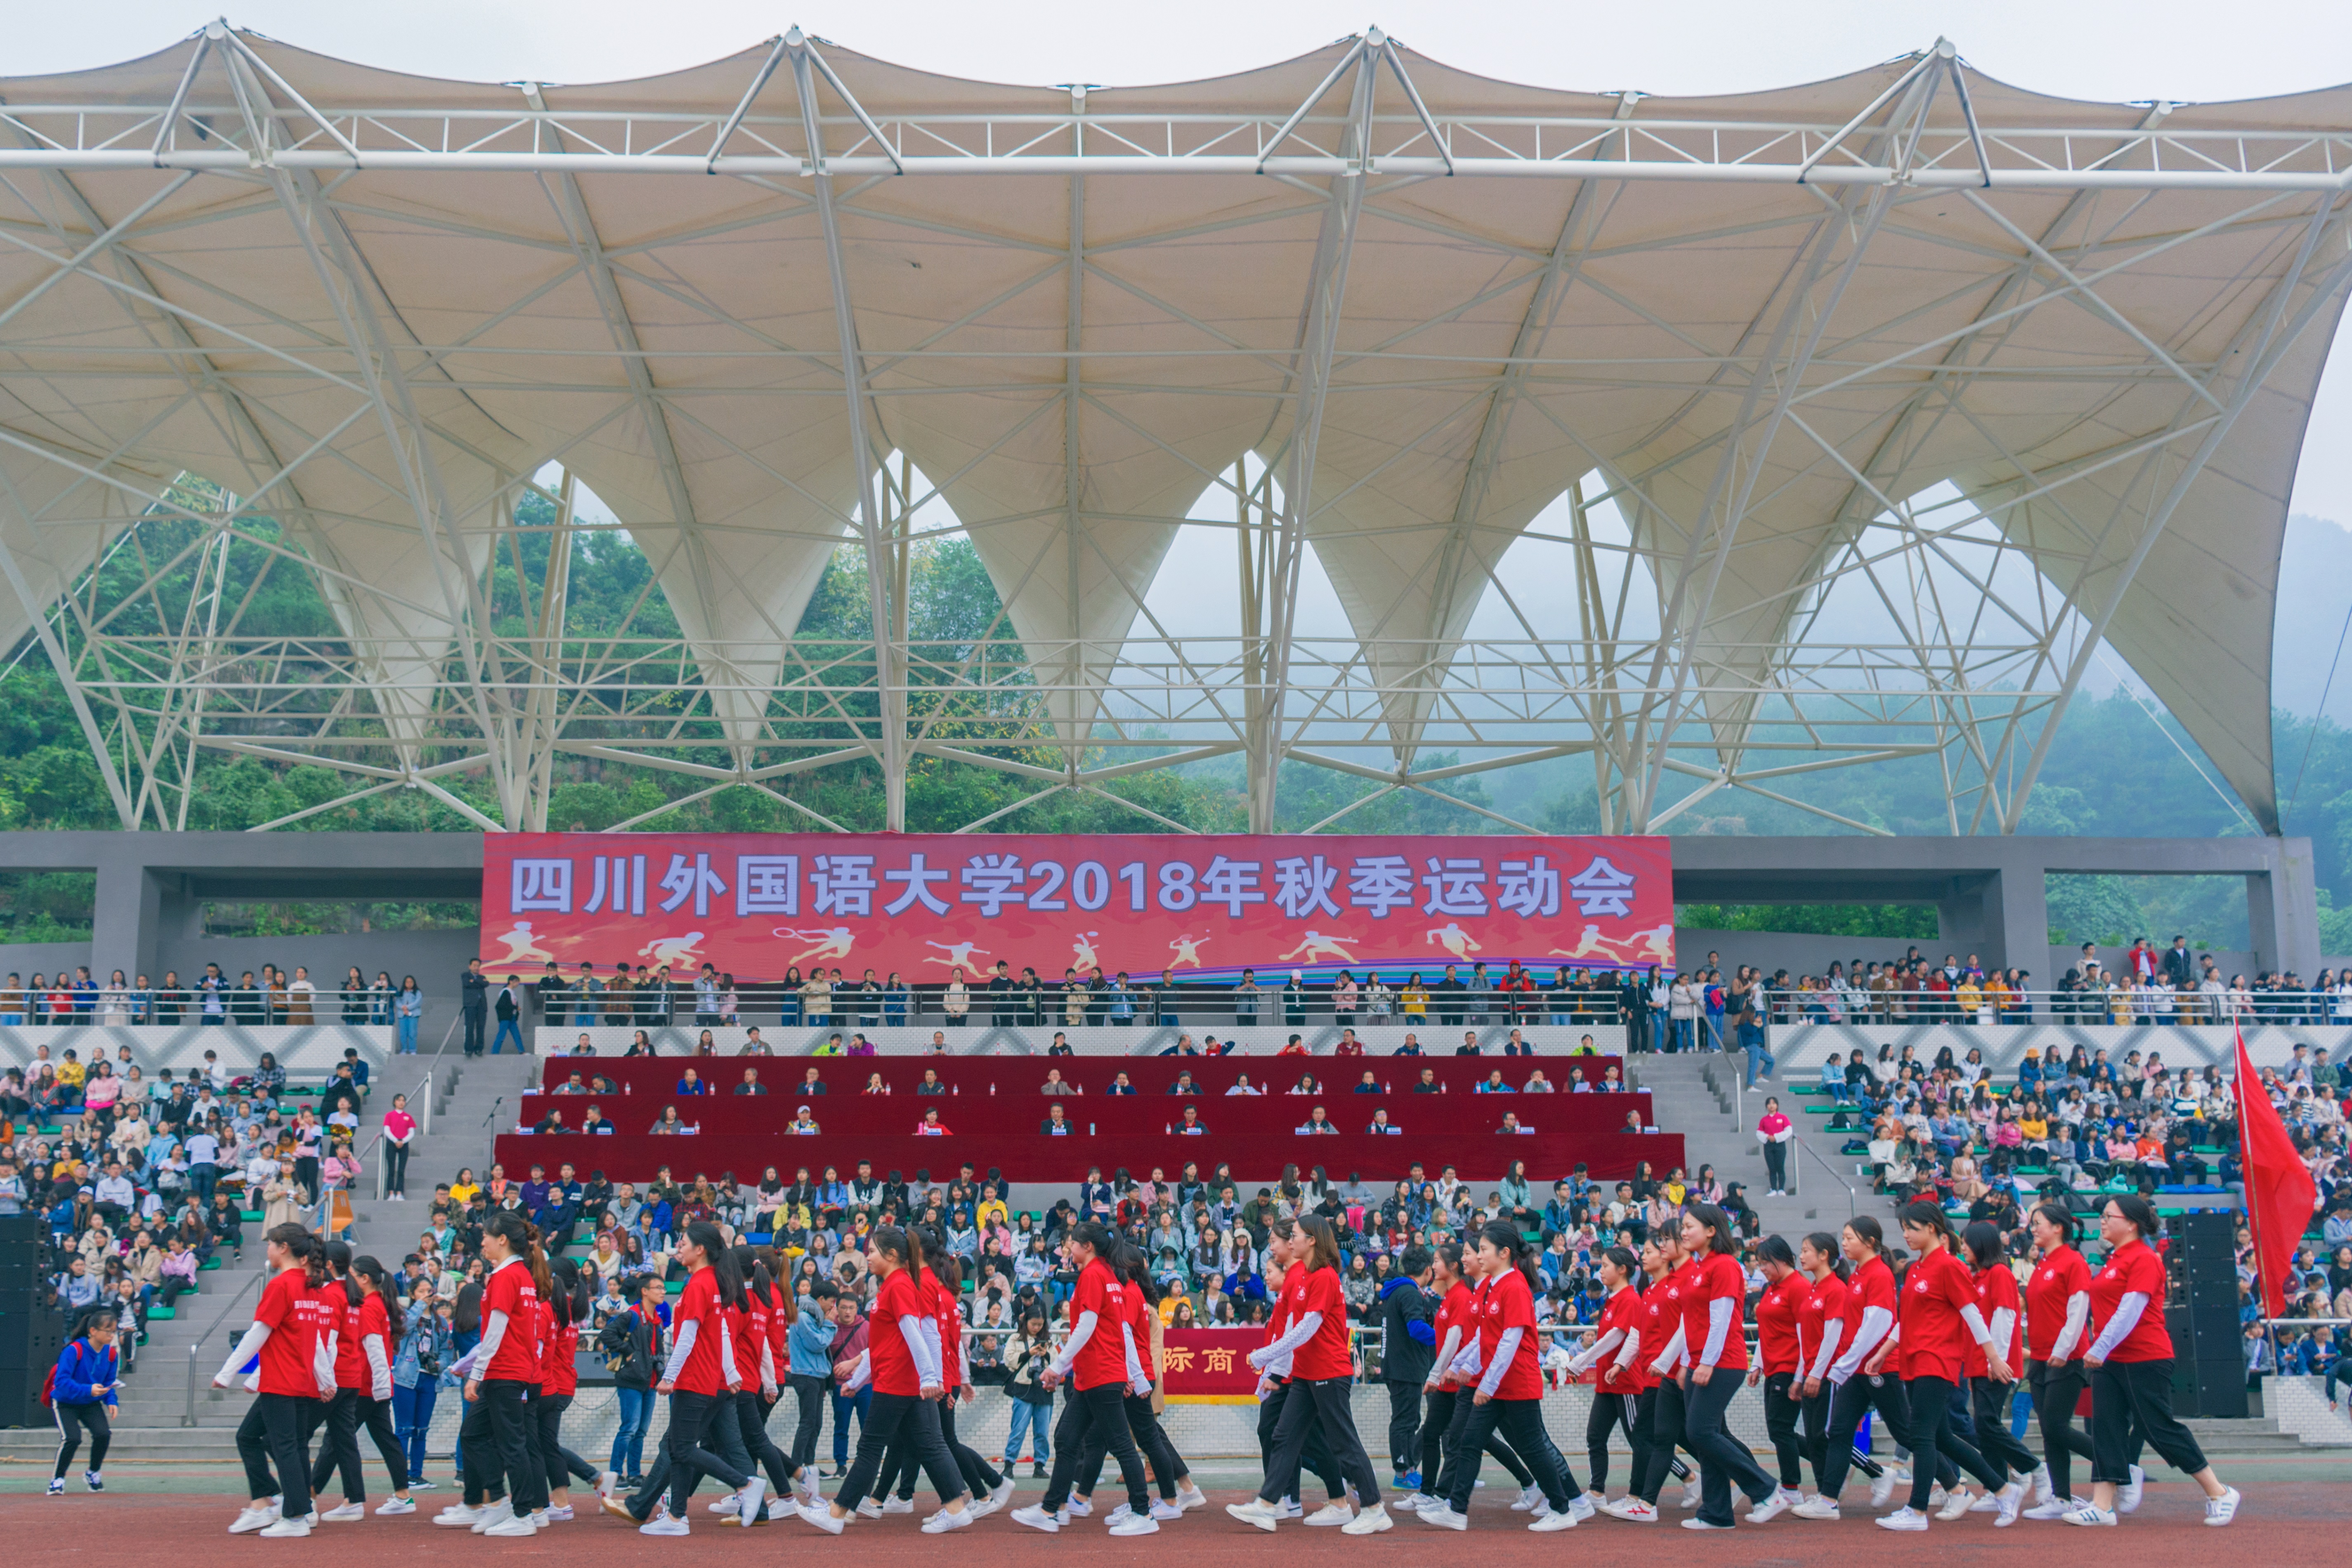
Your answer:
531;1053;1627;1097
491;1129;1679;1185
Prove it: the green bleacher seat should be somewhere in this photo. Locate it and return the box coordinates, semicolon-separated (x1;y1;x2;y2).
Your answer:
200;1256;223;1271
146;1306;177;1320
240;1211;264;1223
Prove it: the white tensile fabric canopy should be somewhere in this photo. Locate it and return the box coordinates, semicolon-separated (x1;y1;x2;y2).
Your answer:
0;24;2346;832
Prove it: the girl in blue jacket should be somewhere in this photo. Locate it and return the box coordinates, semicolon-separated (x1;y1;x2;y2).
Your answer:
50;1309;120;1495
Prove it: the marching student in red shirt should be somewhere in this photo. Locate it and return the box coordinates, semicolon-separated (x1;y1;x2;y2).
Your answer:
1795;1215;1951;1520
1564;1244;1649;1514
2066;1195;2240;1528
1880;1202;2013;1530
1790;1231;1884;1501
2019;1203;2099;1516
218;1223;334;1537
1745;1235;1810;1520
1065;1239;1207;1520
302;1241;370;1519
345;1255;417;1514
633;1221;760;1535
1606;1230;1699;1521
1416;1220;1579;1533
535;1257;614;1521
1009;1221;1152;1535
700;1247;813;1524
1671;1204;1778;1530
435;1212;551;1536
801;1224;974;1534
1961;1222;2042;1510
865;1233;1010;1517
1407;1241;1539;1515
1230;1214;1392;1534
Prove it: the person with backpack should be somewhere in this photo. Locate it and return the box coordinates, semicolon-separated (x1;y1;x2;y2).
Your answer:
48;1308;121;1496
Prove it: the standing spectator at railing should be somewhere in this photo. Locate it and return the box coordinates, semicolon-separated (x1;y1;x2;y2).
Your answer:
393;975;423;1055
489;974;524;1054
382;1093;416;1201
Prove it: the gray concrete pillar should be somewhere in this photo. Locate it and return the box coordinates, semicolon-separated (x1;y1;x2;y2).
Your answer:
1985;862;2050;980
2247;837;2321;977
90;846;161;985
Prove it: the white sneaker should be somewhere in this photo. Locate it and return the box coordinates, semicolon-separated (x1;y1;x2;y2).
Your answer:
375;1497;415;1516
1790;1496;1841;1521
800;1469;827;1507
2060;1503;2116;1526
484;1514;539;1537
638;1514;689;1536
1606;1498;1660;1523
1870;1472;1899;1509
1511;1482;1546;1512
2203;1487;2242;1527
257;1519;312;1539
1936;1487;1974;1521
468;1500;515;1534
1148;1500;1183;1521
1747;1490;1798;1523
1278;1497;1304;1519
1928;1483;1948;1510
1108;1514;1159;1537
1066;1495;1093;1518
881;1495;914;1515
2119;1465;2145;1514
710;1494;741;1515
530;1511;550;1528
598;1470;621;1500
920;1508;973;1534
1174;1483;1207;1511
798;1504;845;1535
2031;1463;2053;1505
1680;1479;1703;1509
2022;1497;2073;1520
1569;1495;1596;1521
545;1505;574;1522
1970;1486;2005;1512
854;1498;883;1519
1994;1481;2026;1527
1343;1503;1394;1535
1528;1507;1577;1532
1226;1499;1282;1532
431;1503;481;1528
1304;1501;1353;1526
990;1476;1019;1510
1009;1504;1061;1534
1415;1503;1467;1531
1877;1506;1930;1532
319;1502;366;1522
1682;1518;1735;1531
230;1505;280;1535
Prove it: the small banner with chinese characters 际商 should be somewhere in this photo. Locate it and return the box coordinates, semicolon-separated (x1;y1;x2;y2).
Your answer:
1159;1327;1280;1404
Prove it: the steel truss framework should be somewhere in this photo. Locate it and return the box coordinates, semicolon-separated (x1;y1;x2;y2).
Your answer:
1;25;2348;835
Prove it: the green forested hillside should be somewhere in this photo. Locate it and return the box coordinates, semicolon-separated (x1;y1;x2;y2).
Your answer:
8;503;2352;953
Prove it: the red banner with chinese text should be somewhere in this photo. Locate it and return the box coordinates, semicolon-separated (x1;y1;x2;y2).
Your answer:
480;831;1672;983
1159;1327;1275;1404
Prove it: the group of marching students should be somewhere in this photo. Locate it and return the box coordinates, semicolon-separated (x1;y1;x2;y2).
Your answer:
182;1190;2244;1539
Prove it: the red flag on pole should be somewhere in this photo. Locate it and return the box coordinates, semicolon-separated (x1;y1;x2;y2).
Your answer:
2234;1025;2318;1317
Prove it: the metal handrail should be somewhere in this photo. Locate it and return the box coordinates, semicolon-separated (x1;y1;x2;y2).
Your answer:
1798;1136;1860;1217
182;1267;265;1426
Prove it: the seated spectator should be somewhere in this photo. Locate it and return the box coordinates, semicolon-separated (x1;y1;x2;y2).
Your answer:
1821;1051;1851;1103
1296;1106;1337;1135
1167;1071;1200;1096
1567;1068;1591;1092
1600;1066;1626;1091
1106;1072;1137;1096
799;1066;827;1095
1286;1072;1322;1096
1523;1069;1555;1093
1332;1029;1363;1055
1410;1067;1442;1093
915;1069;947;1096
914;1108;951;1136
1477;1070;1515;1094
1498;1112;1532;1134
739;1026;769;1055
534;1107;573;1135
861;1072;890;1095
1040;1068;1080;1096
1176;1106;1209;1136
649;1105;695;1134
1367;1108;1400;1136
1353;1070;1383;1094
553;1072;588;1095
735;1069;769;1096
1224;1075;1262;1096
580;1101;616;1134
1041;1105;1075;1136
673;1068;708;1097
1279;1034;1309;1056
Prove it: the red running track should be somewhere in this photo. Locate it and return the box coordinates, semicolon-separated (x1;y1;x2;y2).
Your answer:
11;1483;2328;1565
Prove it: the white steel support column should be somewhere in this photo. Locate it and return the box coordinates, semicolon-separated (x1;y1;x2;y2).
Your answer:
789;28;903;829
